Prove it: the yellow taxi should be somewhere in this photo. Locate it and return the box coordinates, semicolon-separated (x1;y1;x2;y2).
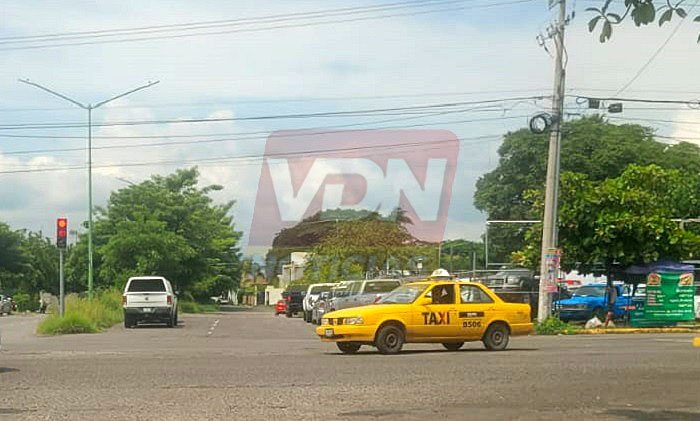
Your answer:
316;281;533;354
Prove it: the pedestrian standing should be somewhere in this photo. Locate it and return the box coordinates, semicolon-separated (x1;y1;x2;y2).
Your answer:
604;283;617;328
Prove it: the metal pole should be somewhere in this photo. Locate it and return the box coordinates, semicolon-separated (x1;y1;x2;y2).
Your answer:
59;249;65;317
472;251;476;279
538;0;566;322
484;223;489;269
18;79;159;299
87;106;94;298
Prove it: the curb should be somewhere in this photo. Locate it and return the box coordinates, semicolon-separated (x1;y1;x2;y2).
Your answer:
577;327;700;334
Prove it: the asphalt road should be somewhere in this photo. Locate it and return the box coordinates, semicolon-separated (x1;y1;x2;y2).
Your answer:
1;311;699;421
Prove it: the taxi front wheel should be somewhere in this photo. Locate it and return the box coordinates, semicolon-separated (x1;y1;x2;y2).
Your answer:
375;324;404;355
483;323;510;351
337;342;361;354
442;342;464;351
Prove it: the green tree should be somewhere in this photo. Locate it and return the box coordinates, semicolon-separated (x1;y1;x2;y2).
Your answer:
586;0;700;43
474;116;700;264
66;168;241;299
514;165;700;274
301;211;437;282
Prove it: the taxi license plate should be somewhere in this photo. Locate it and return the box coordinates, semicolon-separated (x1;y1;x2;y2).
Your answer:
324;329;334;338
142;307;152;313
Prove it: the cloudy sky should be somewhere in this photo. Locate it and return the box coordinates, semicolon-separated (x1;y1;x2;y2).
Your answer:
2;0;700;257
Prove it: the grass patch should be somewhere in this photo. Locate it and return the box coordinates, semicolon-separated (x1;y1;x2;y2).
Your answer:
36;289;123;335
534;316;579;335
178;301;219;314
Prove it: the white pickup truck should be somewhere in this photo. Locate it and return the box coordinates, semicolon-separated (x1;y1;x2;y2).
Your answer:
122;276;178;328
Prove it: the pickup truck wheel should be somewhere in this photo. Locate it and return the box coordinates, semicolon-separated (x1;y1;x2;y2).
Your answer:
166;313;175;328
442;342;464;351
174;311;178;326
337;342;361;354
285;311;292;318
124;314;134;328
375;324;404;355
483;323;509;351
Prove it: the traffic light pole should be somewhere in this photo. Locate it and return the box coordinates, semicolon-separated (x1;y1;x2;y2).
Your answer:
538;0;566;322
59;248;65;317
19;79;159;298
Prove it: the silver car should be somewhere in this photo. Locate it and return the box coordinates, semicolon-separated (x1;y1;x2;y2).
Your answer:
328;279;402;312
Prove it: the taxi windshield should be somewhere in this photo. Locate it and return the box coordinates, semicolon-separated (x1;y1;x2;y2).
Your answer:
377;284;428;304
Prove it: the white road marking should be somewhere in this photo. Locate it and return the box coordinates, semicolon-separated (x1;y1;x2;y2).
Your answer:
207;319;220;336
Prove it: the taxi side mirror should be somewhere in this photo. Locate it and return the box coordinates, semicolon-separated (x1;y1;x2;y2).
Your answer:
416;297;432;306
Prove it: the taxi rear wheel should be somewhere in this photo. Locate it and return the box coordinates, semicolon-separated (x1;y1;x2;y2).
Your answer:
337;342;361;354
375;324;404;355
442;342;464;351
483;323;509;351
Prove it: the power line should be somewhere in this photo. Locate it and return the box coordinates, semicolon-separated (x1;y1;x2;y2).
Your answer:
0;0;534;51
0;88;550;114
0;95;547;130
0;0;469;44
0;134;503;175
0;114;531;157
613;1;699;97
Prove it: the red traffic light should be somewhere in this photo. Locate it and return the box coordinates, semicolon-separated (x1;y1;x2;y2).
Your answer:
57;218;68;248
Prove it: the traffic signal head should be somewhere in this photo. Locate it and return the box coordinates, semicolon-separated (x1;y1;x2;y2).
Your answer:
57;218;68;249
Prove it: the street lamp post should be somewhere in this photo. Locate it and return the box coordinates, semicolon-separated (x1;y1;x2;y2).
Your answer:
19;79;159;297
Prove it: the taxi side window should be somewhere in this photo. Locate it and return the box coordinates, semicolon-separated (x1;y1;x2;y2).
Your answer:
460;285;493;304
429;285;455;305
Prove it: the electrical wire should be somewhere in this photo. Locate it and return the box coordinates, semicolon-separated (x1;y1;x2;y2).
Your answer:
0;0;534;51
0;134;504;175
0;95;547;131
0;113;531;156
613;1;699;97
0;0;471;44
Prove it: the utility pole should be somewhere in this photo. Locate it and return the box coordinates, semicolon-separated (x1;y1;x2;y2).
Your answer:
538;0;567;322
20;79;159;297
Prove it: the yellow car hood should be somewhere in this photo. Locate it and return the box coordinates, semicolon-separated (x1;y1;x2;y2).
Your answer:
324;304;410;319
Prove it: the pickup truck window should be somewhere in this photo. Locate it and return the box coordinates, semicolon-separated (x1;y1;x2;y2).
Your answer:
128;279;166;292
573;286;605;297
364;281;400;293
309;285;332;295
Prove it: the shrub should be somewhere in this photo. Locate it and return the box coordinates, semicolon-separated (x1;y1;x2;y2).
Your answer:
178;300;201;313
534;317;579;335
37;312;98;335
36;289;123;335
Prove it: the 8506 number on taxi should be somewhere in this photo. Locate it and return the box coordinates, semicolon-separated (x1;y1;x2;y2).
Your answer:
316;281;532;354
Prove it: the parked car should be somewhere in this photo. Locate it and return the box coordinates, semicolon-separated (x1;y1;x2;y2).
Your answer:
282;284;307;318
275;299;286;316
0;295;13;316
555;283;631;322
327;279;402;312
302;283;335;322
313;281;354;324
310;291;331;325
122;276;178;328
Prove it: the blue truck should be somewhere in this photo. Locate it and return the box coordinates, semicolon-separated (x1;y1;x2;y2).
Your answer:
555;283;631;322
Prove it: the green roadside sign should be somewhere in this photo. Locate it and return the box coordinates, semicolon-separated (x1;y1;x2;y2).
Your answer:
644;272;695;321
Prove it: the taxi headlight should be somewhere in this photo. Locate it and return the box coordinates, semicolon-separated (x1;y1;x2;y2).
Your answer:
321;318;330;325
345;317;364;325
